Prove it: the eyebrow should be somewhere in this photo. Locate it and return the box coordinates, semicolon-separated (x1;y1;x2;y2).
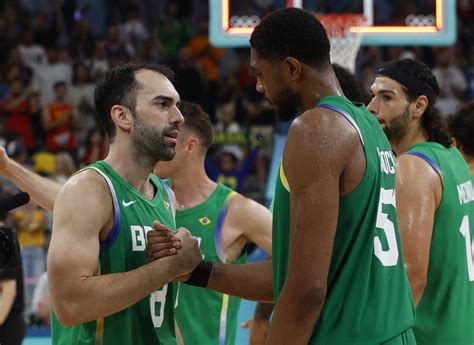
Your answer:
371;89;396;95
151;95;178;103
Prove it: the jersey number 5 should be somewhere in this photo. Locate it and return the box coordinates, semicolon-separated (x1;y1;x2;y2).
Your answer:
374;188;399;267
459;215;474;282
150;284;168;327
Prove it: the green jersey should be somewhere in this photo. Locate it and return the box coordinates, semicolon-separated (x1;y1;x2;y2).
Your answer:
406;143;474;344
51;161;177;345
272;96;415;344
175;184;246;345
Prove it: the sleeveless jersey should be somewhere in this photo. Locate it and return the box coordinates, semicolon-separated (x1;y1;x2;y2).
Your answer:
175;184;246;345
406;142;474;344
51;161;177;345
272;95;415;344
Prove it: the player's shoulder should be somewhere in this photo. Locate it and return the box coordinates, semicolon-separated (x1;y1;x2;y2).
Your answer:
58;168;111;203
227;193;269;219
396;153;441;188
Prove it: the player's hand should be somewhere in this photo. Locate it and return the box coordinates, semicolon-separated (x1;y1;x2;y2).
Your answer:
0;147;11;174
241;317;270;345
170;228;202;278
145;220;181;261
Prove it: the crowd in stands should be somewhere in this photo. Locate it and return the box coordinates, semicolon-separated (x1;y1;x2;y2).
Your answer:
0;0;472;327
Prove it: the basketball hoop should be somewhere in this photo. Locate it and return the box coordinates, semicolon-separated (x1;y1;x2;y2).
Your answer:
317;14;367;73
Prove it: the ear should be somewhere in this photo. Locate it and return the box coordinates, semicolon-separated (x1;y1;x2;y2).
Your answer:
110;105;132;132
412;95;429;120
186;137;199;153
283;57;302;82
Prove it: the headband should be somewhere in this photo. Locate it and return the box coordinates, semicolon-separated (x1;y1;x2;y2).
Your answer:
377;66;437;105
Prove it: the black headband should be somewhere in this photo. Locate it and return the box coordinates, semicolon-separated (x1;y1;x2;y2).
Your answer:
376;66;437;105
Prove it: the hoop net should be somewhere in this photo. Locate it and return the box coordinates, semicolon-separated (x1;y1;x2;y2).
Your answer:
317;14;367;73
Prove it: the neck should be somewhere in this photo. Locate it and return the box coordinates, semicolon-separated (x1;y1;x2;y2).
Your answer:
391;124;428;156
300;66;345;112
104;140;155;195
170;157;216;210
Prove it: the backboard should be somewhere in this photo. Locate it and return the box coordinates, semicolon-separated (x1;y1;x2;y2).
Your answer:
209;0;456;47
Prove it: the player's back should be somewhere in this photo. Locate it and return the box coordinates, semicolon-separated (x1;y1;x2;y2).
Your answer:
272;95;415;344
51;161;177;345
175;184;246;345
406;143;474;344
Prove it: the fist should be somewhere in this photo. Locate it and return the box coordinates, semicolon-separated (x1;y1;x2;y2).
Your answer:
146;220;181;261
171;228;202;278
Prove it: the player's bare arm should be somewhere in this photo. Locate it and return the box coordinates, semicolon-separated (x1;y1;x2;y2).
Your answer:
48;169;201;326
0;147;61;211
223;194;272;257
266;108;363;344
396;154;441;304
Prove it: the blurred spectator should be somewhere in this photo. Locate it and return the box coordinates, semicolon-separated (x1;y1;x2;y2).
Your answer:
41;81;78;154
5;47;34;85
173;47;203;104
153;0;191;60
31;10;59;48
18;28;47;69
68;62;96;141
449;102;474;177
432;47;467;116
52;151;77;185
69;18;96;60
10;200;48;313
6;142;30;168
119;4;149;58
78;127;108;167
32;46;73;106
0;79;39;149
188;17;224;117
206;145;259;192
214;100;245;159
89;39;110;81
30;271;50;326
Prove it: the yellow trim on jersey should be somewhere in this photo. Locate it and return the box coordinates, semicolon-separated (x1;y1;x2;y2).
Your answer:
279;162;290;192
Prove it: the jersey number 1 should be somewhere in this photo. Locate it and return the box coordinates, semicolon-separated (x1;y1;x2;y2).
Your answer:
459;215;474;282
374;188;399;267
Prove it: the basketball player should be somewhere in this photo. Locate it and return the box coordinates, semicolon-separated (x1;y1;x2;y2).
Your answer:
0;100;273;345
449;102;474;178
148;8;415;345
368;59;474;344
48;63;201;344
153;101;272;345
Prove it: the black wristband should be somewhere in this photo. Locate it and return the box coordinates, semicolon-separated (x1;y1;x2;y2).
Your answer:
184;261;213;287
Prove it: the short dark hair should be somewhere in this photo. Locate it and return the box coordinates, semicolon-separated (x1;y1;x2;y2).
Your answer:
178;101;213;150
250;8;330;69
449;102;474;157
380;59;450;147
94;63;175;140
332;63;363;103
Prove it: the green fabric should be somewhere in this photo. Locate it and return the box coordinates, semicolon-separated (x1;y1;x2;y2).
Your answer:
175;184;246;345
272;96;415;344
407;143;474;345
51;161;177;345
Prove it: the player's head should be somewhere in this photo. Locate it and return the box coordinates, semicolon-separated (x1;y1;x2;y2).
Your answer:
449;102;474;160
94;63;183;162
332;63;364;103
368;59;449;147
154;101;213;179
249;8;330;121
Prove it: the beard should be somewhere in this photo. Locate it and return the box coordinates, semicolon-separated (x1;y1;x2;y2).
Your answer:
131;112;177;163
383;105;411;144
271;87;300;122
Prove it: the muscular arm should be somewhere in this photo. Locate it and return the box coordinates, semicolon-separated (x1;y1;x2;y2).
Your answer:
266;110;352;344
206;261;273;302
48;170;182;326
0;279;17;325
395;155;441;305
0;147;61;211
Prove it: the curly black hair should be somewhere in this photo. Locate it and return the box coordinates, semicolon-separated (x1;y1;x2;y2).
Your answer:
250;8;330;69
380;59;450;147
94;63;175;141
449;102;474;157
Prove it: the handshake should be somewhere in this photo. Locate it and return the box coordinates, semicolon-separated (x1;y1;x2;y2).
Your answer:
145;221;203;282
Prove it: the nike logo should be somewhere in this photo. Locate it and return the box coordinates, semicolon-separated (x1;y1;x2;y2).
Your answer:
122;200;137;207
